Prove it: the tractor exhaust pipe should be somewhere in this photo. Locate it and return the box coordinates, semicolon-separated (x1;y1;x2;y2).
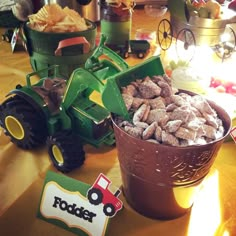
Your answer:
114;189;121;197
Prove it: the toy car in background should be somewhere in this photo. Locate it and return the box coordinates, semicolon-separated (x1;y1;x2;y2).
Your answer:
129;40;151;58
108;39;150;59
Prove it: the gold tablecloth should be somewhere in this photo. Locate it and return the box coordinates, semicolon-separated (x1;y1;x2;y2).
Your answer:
1;8;236;236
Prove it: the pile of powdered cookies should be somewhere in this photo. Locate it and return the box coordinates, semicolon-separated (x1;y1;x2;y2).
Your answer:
115;74;225;147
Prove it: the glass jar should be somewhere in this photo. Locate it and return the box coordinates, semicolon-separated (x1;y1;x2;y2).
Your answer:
101;2;132;58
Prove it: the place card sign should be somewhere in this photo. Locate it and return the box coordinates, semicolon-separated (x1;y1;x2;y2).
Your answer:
38;171;123;236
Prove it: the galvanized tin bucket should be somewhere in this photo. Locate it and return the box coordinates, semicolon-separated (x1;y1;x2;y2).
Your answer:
168;0;233;46
170;15;229;46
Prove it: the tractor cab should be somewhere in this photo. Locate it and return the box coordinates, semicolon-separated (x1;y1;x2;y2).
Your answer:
87;173;122;217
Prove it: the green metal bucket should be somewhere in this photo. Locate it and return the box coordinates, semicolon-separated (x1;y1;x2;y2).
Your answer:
23;20;97;78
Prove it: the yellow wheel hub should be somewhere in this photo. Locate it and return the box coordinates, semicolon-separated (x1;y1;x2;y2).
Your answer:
5;116;24;140
52;145;64;165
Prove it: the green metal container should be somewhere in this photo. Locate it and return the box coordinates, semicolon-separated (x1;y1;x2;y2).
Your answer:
101;3;131;55
23;20;97;78
101;20;131;45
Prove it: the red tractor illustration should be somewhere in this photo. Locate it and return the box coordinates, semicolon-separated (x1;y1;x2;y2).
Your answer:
87;173;123;217
230;127;236;143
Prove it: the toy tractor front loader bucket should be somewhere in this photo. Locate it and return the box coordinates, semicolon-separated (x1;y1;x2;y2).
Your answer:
61;34;129;110
85;34;129;75
101;55;165;120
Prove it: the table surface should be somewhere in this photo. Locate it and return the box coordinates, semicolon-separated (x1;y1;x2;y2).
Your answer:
1;8;236;236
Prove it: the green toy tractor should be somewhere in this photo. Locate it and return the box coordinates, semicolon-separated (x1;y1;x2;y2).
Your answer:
0;35;164;173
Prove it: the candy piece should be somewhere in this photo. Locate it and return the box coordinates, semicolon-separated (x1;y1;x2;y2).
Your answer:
158;80;172;98
161;130;179;146
164;120;182;133
133;104;149;124
166;103;178;112
171;95;186;106
142;122;157;140
146;108;166;124
175;127;197;141
124;126;143;139
169;106;191;123
122;84;138;96
148;97;165;109
154;126;162;142
138;76;161;99
159;114;170;128
135;121;149;129
202;111;220;129
132;97;145;109
202;124;217;139
191;95;216;116
122;94;133;111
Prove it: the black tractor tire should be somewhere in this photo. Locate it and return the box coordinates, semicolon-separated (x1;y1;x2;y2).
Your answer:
0;95;48;149
5;35;11;43
122;51;129;59
103;203;116;217
87;188;103;205
137;52;145;59
47;131;85;173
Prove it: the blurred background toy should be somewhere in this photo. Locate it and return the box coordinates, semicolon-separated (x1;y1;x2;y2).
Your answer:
229;0;236;11
1;28;14;42
11;0;34;22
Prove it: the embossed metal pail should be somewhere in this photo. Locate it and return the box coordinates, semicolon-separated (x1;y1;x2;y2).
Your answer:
112;99;231;220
